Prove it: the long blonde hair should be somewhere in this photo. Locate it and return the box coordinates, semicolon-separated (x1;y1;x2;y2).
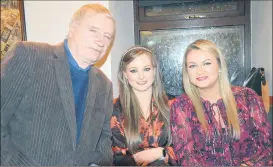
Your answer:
118;46;171;152
182;39;240;139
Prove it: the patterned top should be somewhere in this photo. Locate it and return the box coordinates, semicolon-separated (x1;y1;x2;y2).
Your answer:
170;86;272;166
111;98;177;166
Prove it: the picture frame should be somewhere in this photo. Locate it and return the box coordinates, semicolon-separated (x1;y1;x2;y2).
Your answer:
1;0;27;61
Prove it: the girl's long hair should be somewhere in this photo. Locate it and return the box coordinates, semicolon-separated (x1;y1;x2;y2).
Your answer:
118;46;171;152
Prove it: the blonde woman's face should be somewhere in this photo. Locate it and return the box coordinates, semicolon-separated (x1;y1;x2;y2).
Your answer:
123;54;155;93
186;49;220;91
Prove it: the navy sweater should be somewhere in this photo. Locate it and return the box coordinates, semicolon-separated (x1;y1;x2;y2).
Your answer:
64;39;90;143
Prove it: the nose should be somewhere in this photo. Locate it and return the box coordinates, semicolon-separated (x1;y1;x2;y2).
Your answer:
138;71;144;80
196;66;205;75
95;33;105;47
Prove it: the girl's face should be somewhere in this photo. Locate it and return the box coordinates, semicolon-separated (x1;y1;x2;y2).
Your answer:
123;54;155;93
186;49;220;91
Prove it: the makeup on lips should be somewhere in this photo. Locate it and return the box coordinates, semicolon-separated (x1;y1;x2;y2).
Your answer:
196;76;208;81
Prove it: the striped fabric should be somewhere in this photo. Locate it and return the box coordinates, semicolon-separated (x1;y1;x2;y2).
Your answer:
1;41;113;166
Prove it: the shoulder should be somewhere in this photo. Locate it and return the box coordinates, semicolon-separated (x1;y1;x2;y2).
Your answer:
113;97;120;106
113;98;122;113
231;86;263;111
170;93;192;108
170;94;193;125
12;41;53;54
169;93;194;119
3;41;52;60
1;41;54;74
232;85;259;99
91;67;112;93
92;67;112;86
10;41;51;48
18;41;52;48
168;99;176;106
112;97;123;119
12;41;57;62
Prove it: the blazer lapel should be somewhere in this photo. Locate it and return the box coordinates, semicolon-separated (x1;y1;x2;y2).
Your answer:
52;42;77;150
85;68;99;121
76;68;99;152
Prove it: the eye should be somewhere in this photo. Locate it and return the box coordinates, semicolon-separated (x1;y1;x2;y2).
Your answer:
188;64;196;68
204;62;211;66
144;68;151;71
89;29;97;32
104;35;112;40
130;69;137;73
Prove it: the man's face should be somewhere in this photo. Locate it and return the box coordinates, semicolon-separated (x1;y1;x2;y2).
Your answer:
69;10;115;67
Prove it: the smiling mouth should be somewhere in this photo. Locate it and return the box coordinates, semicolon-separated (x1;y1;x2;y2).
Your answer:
137;81;147;85
196;76;208;81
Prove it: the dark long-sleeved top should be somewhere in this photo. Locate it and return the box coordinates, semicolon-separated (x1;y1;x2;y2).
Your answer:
170;86;272;166
111;98;177;166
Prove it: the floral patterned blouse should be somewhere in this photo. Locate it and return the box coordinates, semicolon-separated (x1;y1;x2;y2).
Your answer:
111;98;177;166
170;86;272;166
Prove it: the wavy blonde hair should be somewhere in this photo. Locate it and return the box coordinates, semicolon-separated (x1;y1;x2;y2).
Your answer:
182;39;240;139
118;46;171;152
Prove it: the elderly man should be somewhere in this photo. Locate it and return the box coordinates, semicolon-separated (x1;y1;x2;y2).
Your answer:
1;4;115;166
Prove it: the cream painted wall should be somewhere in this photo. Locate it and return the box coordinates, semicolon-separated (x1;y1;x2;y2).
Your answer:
251;1;272;95
109;1;134;98
24;1;112;80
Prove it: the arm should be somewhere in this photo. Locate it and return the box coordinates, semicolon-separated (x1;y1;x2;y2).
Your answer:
164;145;178;165
88;86;114;166
164;100;178;165
241;88;272;166
111;101;136;166
132;101;178;166
1;42;31;165
133;146;177;166
170;101;198;166
111;113;164;166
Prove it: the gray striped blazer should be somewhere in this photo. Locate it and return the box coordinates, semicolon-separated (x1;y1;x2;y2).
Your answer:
1;41;113;166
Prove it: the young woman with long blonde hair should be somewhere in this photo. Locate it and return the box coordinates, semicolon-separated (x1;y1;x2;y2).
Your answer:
170;39;272;166
111;46;177;166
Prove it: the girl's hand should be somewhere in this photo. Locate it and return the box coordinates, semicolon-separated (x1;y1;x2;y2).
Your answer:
133;147;164;166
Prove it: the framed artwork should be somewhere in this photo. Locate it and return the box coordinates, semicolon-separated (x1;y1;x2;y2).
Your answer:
1;0;27;61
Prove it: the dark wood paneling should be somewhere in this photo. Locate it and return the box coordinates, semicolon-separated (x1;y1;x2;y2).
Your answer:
137;16;247;30
138;0;245;22
134;0;251;81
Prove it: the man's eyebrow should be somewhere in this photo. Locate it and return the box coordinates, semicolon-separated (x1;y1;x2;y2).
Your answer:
89;26;99;29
